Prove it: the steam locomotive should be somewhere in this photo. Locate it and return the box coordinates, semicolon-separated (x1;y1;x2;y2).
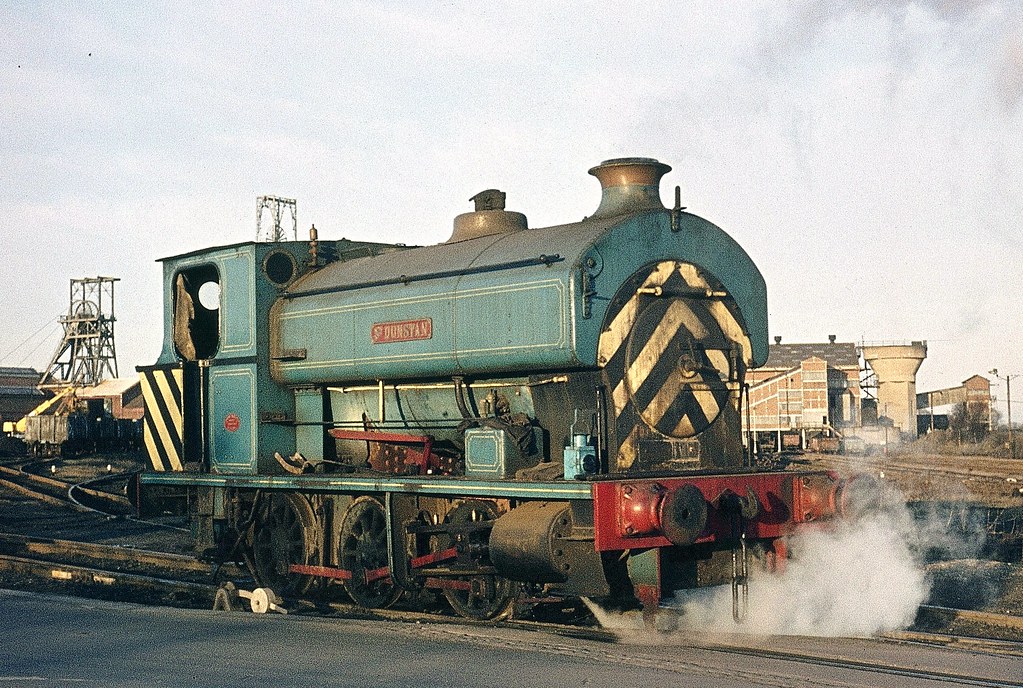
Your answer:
137;158;867;621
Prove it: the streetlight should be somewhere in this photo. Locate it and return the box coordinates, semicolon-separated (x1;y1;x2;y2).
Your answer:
990;369;1018;460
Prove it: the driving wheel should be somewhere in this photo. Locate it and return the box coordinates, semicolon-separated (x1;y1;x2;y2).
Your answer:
249;492;320;594
338;497;400;609
439;500;516;621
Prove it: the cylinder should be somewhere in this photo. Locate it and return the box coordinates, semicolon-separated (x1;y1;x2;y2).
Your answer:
489;501;572;582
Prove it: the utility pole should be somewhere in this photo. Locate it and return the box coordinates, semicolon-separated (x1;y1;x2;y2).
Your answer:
990;369;1017;459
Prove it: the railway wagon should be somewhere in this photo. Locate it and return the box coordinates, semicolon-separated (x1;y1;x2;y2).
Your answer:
25;410;140;457
137;158;869;620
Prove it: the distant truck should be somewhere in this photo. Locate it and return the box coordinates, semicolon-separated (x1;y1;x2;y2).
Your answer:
806;434;841;454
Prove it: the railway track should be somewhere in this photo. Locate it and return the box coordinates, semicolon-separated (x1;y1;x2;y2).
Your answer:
663;635;1023;686
0;530;1020;685
3;530;1022;648
0;459;188;535
0;532;224;578
796;452;1023;485
377;617;1023;686
0;460;134;514
0;531;604;636
0;533;222;608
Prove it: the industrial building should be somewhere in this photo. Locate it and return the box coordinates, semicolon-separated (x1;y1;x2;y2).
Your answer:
0;367;46;432
744;337;933;452
744;336;861;451
77;378;144;421
916;375;992;435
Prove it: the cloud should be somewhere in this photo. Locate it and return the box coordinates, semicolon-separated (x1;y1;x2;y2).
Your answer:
0;1;1020;399
994;27;1023;111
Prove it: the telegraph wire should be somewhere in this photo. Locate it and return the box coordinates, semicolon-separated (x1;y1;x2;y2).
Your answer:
0;319;60;367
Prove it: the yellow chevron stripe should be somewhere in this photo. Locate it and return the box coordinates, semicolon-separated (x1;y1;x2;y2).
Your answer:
156;370;183;439
672;414;696;438
690;387;722;426
617;426;641;470
141;372;183;472
676;263;710;289
706;349;731;377
139;376;164;472
669;299;709;340
598;261;676;366
645;261;677;288
143;423;163;472
168;369;184;448
707;300;752;365
624;300;692;396
612;378;628;414
599;295;639;365
642;365;698;430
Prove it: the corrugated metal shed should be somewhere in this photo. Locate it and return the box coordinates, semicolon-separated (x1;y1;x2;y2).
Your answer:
79;378;141;398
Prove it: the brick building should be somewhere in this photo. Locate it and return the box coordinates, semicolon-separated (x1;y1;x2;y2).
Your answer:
0;367;46;431
744;337;861;451
78;378;144;421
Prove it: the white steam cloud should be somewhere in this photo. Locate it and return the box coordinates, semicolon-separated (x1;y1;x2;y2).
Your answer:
671;512;930;637
588;494;938;638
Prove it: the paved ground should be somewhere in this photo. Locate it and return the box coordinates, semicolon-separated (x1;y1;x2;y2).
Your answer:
3;590;1021;688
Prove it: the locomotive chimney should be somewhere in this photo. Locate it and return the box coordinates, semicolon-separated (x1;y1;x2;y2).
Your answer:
588;157;671;219
447;189;528;243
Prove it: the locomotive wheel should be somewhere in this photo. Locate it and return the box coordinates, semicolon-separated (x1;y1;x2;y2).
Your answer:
250;492;320;594
338;497;400;609
438;500;516;621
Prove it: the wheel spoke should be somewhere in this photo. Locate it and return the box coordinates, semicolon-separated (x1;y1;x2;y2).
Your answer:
249;494;318;594
339;497;400;609
440;501;516;621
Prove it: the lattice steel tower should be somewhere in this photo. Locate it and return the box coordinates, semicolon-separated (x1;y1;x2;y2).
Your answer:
38;277;119;389
256;195;297;242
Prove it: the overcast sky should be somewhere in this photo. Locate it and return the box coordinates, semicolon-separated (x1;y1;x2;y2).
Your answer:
2;1;1021;417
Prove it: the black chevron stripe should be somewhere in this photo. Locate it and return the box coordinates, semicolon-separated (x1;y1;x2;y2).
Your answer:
142;402;172;471
658;383;716;437
600;261;751;468
141;367;184;471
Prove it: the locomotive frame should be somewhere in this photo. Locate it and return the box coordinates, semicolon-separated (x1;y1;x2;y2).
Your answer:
136;158;864;621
